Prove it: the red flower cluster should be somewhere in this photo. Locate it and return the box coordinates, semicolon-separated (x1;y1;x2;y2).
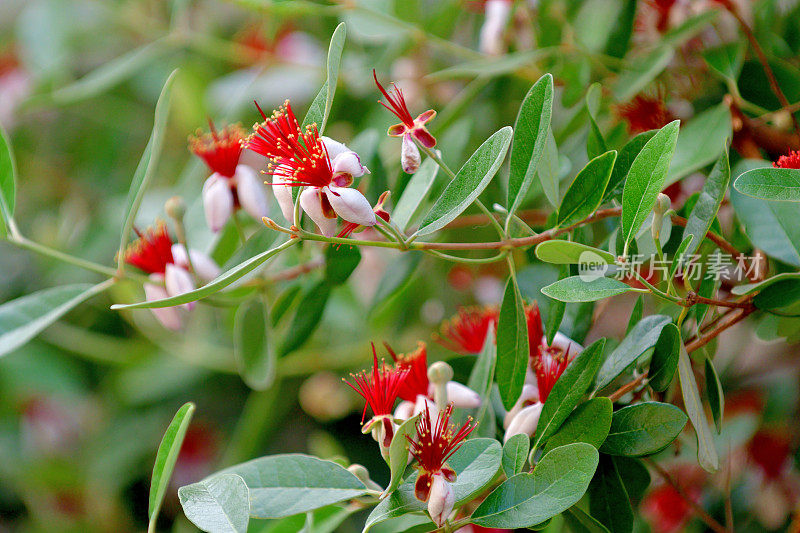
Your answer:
387;342;430;402
616;95;675;135
189;122;244;178
123;222;174;275
773;149;800;169
436;306;499;354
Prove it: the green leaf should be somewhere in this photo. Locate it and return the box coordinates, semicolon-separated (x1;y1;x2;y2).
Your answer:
0;124;17;235
508;74;554;216
416;127;513;236
731;272;800;296
600;402;687;457
111;240;297;309
588;454;633;533
564;506;611;533
545;266;568;346
541;276;633;303
594;315;671;392
604;0;636;58
279;279;331;356
677;344;719;472
496;275;529;410
149;402;196;527
557;151;617;228
682;150;730;256
626;297;643;335
614;456;650;504
392;158;440;231
502;434;530;478
234;298;275;391
703;41;745;81
648;323;680;392
0;282;110;358
734;167;800;202
586;85;607;160
214;454;367;519
471;443;599;529
604;130;657;202
301;22;346;133
325;244;361;285
542;397;613;455
621;120;680;250
364;439;501;531
666;105;731;186
49;41;167;106
383;414;419;497
118;69;177;270
468;328;498;439
668;235;694;283
536;241;616;265
533;338;606;451
178;473;250;533
369;253;421;312
704;357;724;434
613;47;674;101
537;129;561;207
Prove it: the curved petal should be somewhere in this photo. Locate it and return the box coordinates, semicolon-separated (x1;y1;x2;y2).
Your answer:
271;176;295;224
413;395;438;419
164;264;196;311
411;127;437;149
415;109;437;125
325;186;377;226
393;401;415;421
144;282;182;330
321;136;349;160
427;475;455;527
503;384;539;430
504;402;543;443
548;332;584;356
446;382;481;409
332;151;369;180
171;244;220;283
235;165;269;220
300;187;338;237
202;174;234;232
401;134;421;174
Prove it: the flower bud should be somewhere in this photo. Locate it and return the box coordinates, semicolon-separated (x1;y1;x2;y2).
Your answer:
401;134;421;174
427;474;455;527
504;401;543;443
652;192;671;242
202;175;234;232
427;361;454;385
164;263;196;311
503;384;539;430
164;196;186;221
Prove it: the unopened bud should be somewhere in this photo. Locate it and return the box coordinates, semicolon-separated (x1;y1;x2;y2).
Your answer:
427;474;455;527
165;196;186;221
401;134;421;174
652;193;671;241
427;361;453;385
348;463;384;492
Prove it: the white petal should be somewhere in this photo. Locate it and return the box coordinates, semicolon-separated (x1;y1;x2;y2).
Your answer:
300;187;338;237
548;332;584;356
413;395;438;419
321;136;349;160
332;151;368;179
271;176;295;223
401;134;421;174
393;401;415;421
170;244;220;283
503;384;539;429
504;402;543;443
165;264;196;311
144;282;182;330
325;186;376;226
202;175;234;232
235;165;269;220
427;474;455;527
446;382;481;409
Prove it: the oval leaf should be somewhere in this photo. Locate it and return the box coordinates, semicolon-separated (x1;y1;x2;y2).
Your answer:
682;150;730;256
604;130;657;202
179;473;250;533
541;276;633;303
558;151;617;228
600;402;687;457
149;402;196;527
471;443;599;529
734;167;800;202
588;454;633;533
508;74;554;216
542;397;613;455
502;434;530;478
621;120;680;249
648;322;680;392
416;126;513;236
535;240;616;265
496;275;529;410
234;299;275;390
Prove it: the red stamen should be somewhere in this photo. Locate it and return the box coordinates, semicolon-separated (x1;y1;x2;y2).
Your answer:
408;403;475;478
388;342;430;402
245;100;334;188
526;303;544;357
534;346;571;403
436;306;499;354
373;70;415;129
189;122;245;178
616;95;674;135
344;344;409;423
774;149;800;169
123;221;175;275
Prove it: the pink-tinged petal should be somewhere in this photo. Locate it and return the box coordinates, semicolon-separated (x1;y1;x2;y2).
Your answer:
446;382;482;409
548;331;584;356
504;401;543;443
503;384;539;430
325;186;377;226
202;175;234;232
144;282;182;330
387;123;407;137
321;136;349;160
271;175;295;223
415;109;437;124
413;395;438;419
401;134;421;174
164;264;196;311
415;472;433;502
393;401;415;421
427;474;455;527
332;151;369;179
170;245;221;283
300;187;338;237
441;464;456;482
235;165;269;221
412;127;437;149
